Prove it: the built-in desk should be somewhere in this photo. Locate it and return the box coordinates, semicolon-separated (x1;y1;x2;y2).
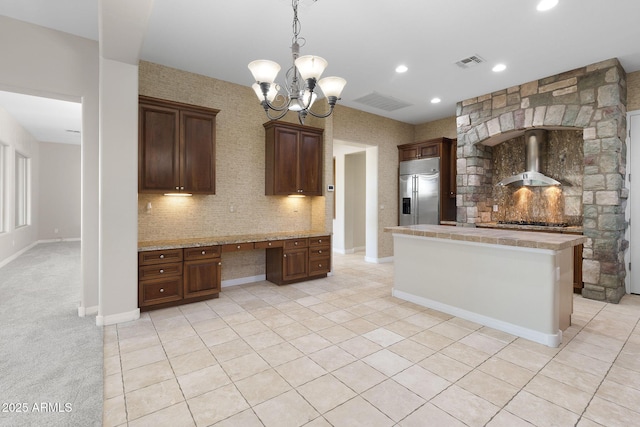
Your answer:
138;231;331;311
385;225;586;347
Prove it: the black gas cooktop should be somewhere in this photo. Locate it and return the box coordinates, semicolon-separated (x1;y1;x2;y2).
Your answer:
498;220;569;227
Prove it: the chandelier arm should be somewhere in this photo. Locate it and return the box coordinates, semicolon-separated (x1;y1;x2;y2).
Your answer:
262;102;291;121
305;96;339;119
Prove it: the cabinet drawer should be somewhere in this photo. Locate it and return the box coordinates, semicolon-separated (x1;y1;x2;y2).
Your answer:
139;262;182;281
222;242;255;252
139;249;183;266
139;277;183;306
309;236;330;246
309;246;330;258
309;256;330;276
284;238;309;249
254;240;284;249
184;246;221;260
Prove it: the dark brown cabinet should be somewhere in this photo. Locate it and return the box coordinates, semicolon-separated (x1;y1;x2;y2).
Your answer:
264;121;323;196
266;236;331;285
308;236;331;277
139;96;219;194
138;245;221;311
397;137;457;222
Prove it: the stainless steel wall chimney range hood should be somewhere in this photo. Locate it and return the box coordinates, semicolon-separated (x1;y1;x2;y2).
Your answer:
496;129;560;187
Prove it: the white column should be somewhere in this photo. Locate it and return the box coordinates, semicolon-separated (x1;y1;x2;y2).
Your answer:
96;57;139;325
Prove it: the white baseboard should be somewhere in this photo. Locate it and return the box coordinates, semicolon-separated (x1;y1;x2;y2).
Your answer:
392;288;562;348
222;274;267;288
0;239;81;269
78;305;98;317
364;255;394;264
39;237;81;243
0;241;39;269
96;308;140;326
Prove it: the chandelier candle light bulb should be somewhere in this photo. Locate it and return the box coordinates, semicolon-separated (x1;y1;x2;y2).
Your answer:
248;0;346;124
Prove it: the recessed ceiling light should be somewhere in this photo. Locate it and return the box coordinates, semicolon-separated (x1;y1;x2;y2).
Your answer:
537;0;559;11
431;98;441;104
492;63;507;72
395;65;408;73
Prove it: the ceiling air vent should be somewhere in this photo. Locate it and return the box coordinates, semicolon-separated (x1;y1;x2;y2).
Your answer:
353;92;412;112
455;54;485;69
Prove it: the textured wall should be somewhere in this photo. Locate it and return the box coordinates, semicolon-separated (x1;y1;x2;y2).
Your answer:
415;116;457;141
332;105;415;258
628;70;640;112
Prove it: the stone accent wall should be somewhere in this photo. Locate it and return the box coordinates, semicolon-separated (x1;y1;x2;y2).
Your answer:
456;58;628;303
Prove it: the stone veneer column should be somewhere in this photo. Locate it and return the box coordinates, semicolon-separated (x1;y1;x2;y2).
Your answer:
456;58;628;303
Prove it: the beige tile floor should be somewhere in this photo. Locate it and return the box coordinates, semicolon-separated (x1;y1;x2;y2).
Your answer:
103;253;640;427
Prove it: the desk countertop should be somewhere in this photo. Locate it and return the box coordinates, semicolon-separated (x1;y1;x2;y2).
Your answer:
139;231;329;251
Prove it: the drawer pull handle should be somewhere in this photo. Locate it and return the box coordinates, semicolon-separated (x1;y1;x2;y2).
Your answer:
284;254;287;258
294;242;298;246
319;239;322;243
218;262;222;266
159;254;165;259
237;245;241;249
202;250;206;255
159;269;164;274
318;264;322;267
268;242;272;246
318;250;322;254
159;288;164;293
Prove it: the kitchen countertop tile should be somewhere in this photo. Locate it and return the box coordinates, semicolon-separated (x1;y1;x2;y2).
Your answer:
384;225;586;251
138;231;330;251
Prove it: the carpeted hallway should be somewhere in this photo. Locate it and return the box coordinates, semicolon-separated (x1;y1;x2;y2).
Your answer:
0;242;103;427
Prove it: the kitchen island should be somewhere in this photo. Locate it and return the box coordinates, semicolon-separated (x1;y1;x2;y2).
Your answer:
385;225;587;347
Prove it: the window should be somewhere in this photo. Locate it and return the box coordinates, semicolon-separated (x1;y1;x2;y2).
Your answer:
15;152;30;228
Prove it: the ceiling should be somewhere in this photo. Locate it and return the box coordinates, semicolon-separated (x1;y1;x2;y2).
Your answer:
1;0;640;144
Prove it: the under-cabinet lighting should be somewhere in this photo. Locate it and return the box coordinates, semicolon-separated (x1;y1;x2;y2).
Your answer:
163;193;193;197
287;194;306;198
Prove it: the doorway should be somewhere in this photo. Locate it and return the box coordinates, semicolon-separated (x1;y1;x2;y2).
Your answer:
333;140;379;261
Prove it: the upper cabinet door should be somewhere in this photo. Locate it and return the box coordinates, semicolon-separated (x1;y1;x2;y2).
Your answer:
264;121;324;196
139;104;180;192
273;126;300;195
138;96;219;194
298;131;322;195
181;110;216;194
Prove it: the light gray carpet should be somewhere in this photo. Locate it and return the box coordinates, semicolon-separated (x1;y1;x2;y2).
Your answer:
0;242;102;427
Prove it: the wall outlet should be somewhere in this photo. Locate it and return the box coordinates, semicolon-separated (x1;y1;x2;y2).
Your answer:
229;204;235;213
493;205;499;212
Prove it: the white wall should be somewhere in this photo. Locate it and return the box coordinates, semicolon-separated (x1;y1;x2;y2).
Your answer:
38;142;81;241
0;16;100;314
0;107;39;264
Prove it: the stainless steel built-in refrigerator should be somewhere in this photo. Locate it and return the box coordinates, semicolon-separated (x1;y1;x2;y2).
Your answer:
399;157;440;226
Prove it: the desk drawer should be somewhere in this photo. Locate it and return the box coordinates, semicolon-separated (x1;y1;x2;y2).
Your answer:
139;249;183;265
309;236;330;246
309;246;330;258
309;256;330;276
254;240;284;249
284;238;309;249
139;277;183;306
139;262;182;281
184;246;221;260
222;242;255;252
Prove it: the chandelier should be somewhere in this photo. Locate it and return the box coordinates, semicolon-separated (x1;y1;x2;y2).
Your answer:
248;0;346;125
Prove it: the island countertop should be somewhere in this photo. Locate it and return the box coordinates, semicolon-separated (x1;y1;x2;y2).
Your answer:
139;230;329;251
384;224;586;251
